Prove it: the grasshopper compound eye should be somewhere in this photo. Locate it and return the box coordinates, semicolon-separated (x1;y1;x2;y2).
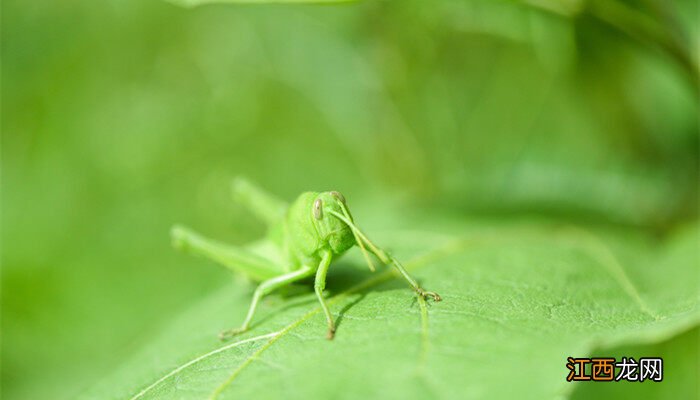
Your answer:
313;198;323;220
330;191;346;204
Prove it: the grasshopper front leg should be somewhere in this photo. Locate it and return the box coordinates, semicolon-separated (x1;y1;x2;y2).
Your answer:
384;254;441;301
363;241;441;301
220;266;314;340
313;251;336;340
328;210;441;302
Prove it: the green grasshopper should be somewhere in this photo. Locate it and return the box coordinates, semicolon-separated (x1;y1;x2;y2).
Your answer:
171;178;441;340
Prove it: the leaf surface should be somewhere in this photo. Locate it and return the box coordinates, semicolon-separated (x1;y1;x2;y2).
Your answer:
78;218;699;400
168;0;356;7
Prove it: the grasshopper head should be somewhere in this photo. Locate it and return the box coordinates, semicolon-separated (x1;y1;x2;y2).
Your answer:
312;191;356;254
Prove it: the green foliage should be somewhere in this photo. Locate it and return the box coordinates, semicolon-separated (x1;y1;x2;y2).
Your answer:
2;0;697;399
171;0;356;7
78;219;699;399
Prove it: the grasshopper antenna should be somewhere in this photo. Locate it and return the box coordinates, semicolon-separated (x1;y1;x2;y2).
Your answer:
329;208;441;302
334;203;376;272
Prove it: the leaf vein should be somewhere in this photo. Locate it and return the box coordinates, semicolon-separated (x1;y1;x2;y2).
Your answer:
209;238;469;399
129;331;281;400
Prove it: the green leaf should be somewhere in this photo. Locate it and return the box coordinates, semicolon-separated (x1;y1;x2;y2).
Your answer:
168;0;357;8
572;326;699;400
77;217;698;399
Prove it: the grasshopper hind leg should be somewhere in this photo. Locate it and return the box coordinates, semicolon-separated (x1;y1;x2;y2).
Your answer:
171;225;282;281
231;177;287;227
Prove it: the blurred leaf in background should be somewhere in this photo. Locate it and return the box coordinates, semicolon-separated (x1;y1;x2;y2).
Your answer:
1;0;697;399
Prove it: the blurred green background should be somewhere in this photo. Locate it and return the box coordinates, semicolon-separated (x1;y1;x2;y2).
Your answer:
2;0;698;399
